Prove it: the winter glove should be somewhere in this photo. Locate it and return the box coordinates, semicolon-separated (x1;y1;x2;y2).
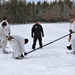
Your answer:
69;29;73;34
6;36;14;41
24;52;27;55
42;34;44;37
9;33;10;35
31;35;33;38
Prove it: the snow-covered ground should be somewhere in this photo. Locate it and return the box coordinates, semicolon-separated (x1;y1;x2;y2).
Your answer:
0;22;75;75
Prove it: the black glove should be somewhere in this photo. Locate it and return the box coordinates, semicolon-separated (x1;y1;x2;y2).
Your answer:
24;52;27;55
69;29;73;34
31;35;33;38
9;33;10;35
42;34;44;37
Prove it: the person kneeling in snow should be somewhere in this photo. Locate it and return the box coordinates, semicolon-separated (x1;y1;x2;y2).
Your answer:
7;35;28;59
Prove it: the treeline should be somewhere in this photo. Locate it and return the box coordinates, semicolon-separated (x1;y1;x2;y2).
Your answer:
0;0;75;24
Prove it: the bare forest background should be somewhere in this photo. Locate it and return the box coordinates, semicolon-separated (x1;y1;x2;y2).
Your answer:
0;0;75;24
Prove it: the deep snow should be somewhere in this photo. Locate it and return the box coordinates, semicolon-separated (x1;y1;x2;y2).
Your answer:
0;22;75;75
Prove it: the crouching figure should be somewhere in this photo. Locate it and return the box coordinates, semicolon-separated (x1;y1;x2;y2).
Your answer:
7;35;28;59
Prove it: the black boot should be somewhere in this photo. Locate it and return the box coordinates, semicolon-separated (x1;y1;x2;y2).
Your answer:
21;54;24;58
67;44;72;50
32;46;35;49
15;56;23;59
40;46;42;48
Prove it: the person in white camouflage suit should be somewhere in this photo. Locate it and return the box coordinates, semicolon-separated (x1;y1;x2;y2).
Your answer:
0;17;11;54
68;15;75;54
7;35;28;59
